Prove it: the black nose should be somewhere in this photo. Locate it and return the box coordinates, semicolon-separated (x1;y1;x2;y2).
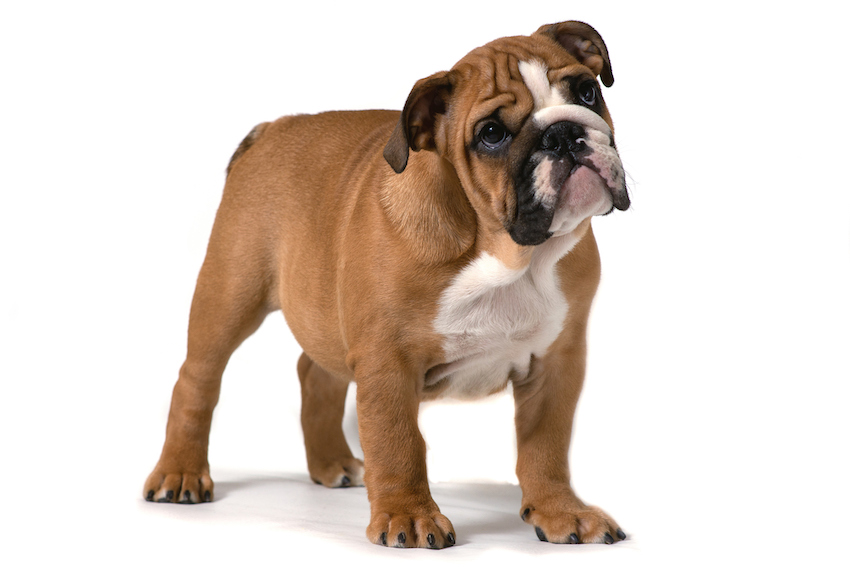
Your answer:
539;122;586;158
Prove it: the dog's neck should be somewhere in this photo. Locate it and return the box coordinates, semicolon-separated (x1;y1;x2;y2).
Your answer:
379;153;476;265
378;150;593;273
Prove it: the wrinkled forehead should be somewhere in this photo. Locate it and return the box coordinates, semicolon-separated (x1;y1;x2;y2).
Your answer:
451;36;599;132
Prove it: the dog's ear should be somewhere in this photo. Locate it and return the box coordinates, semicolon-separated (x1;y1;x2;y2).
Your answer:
535;21;614;87
384;71;454;174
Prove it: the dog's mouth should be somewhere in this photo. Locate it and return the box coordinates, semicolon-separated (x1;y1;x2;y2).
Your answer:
507;116;629;246
544;150;628;237
571;131;630;212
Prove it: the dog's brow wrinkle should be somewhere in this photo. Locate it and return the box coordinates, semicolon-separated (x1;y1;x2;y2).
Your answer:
518;60;565;111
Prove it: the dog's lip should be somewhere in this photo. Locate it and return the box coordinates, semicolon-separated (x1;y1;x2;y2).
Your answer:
572;151;630;211
556;162;630;217
612;191;631;211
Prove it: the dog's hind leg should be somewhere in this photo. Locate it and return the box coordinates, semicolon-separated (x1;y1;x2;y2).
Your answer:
297;353;364;487
143;205;276;504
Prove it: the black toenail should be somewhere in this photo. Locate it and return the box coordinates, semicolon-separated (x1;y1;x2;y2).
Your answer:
447;533;455;546
146;490;155;501
427;533;436;547
398;532;406;545
203;491;211;502
616;528;627;540
569;533;580;544
535;527;548;542
521;508;530;521
380;532;387;546
181;490;192;503
340;476;350;487
604;532;614;544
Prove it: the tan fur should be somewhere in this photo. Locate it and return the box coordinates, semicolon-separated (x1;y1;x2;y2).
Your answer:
145;21;626;548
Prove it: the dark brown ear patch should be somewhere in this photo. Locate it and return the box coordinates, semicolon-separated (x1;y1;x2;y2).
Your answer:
383;71;454;173
384;119;411;174
535;21;614;87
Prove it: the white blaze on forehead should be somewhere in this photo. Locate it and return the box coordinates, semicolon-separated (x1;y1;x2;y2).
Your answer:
518;60;565;110
518;60;612;138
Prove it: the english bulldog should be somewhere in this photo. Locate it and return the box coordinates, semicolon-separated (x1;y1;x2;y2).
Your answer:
144;20;630;549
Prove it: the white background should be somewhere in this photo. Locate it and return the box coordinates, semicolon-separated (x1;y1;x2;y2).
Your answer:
2;1;848;565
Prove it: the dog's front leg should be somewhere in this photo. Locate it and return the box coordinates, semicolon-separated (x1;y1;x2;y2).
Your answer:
513;345;626;544
355;362;455;549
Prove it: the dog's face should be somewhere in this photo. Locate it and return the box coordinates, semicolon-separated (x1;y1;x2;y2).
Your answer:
384;21;630;247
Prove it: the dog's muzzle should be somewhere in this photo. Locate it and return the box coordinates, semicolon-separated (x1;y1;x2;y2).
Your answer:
534;105;629;210
508;105;630;246
539;119;630;212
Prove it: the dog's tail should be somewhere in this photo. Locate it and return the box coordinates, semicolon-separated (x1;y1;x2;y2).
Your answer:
226;122;270;177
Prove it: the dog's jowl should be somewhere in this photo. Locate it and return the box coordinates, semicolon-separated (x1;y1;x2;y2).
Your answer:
145;20;629;549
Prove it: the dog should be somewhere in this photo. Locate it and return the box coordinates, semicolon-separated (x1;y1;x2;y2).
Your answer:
144;20;629;549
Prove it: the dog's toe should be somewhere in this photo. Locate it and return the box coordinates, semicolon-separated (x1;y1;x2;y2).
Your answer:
309;457;365;488
522;501;624;544
368;509;456;549
535;526;548;541
143;470;214;505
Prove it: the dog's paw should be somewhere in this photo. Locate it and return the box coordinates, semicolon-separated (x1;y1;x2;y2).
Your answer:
367;508;456;549
521;500;625;544
309;457;365;488
143;469;214;504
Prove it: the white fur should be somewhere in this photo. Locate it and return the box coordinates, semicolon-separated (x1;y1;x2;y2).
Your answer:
431;236;581;399
518;60;565;110
532;158;558;208
533;104;612;139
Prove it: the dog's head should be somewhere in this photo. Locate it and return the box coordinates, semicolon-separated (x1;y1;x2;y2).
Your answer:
384;21;629;247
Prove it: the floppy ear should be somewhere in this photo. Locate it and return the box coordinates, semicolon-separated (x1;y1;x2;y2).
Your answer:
383;71;454;174
535;21;614;87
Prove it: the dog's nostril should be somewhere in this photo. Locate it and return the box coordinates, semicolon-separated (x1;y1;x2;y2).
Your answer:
567;138;585;154
541;133;559;153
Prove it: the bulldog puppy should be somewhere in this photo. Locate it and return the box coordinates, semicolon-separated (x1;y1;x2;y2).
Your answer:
144;20;629;549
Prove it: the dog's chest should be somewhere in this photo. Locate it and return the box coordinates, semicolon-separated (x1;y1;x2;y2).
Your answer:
429;252;568;399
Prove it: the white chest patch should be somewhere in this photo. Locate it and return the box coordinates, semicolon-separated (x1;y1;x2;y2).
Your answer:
430;237;579;399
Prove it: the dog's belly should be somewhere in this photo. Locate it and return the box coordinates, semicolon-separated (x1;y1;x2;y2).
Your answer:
429;252;569;399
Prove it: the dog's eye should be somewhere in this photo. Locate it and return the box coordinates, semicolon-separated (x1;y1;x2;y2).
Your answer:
577;81;598;107
480;122;508;150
